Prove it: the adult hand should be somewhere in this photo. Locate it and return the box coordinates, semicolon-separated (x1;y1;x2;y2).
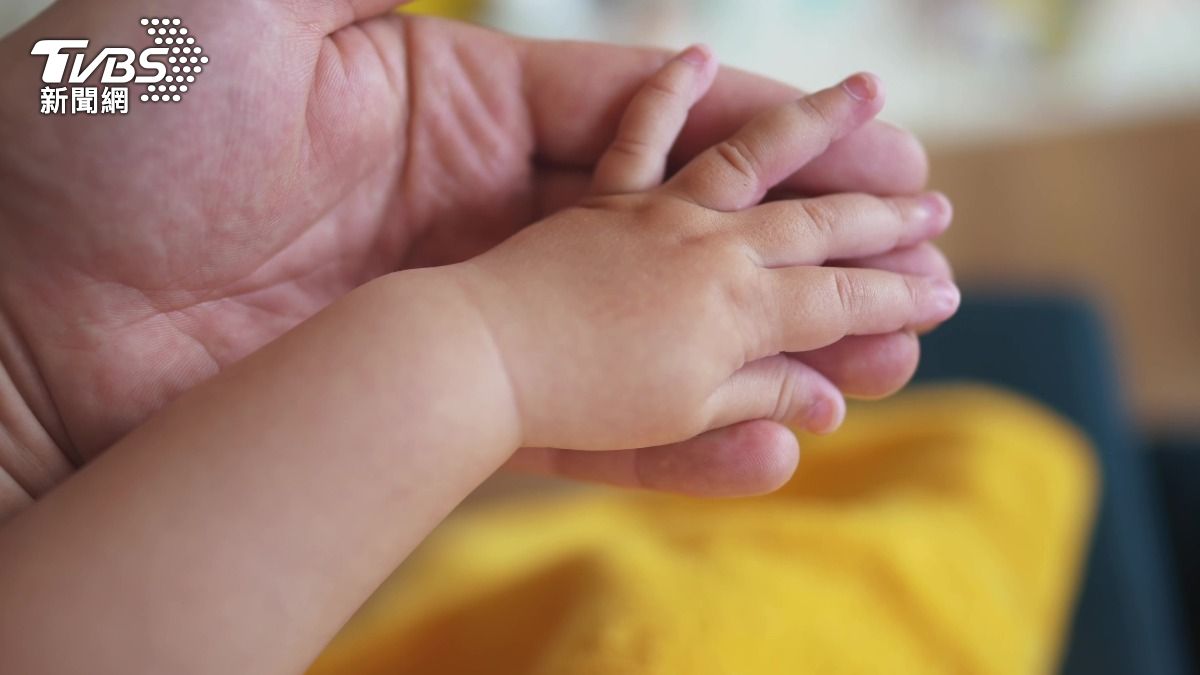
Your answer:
0;0;947;502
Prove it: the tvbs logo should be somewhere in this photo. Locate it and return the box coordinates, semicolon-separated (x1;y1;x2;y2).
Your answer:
31;17;208;114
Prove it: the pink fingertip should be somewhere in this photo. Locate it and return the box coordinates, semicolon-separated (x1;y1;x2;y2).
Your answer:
841;72;880;102
803;395;846;435
931;278;962;316
927;191;953;229
677;43;713;66
918;191;953;232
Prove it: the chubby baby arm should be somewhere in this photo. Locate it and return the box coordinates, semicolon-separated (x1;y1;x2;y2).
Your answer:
0;269;525;675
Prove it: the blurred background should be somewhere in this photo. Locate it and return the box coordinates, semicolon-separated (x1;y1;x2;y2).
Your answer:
3;0;1197;673
400;2;1200;673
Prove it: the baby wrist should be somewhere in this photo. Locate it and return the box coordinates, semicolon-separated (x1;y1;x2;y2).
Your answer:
375;266;526;458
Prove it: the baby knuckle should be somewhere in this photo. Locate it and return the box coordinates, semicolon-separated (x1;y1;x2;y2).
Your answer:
607;136;656;160
832;269;865;316
770;361;799;422
882;196;907;225
713;138;762;184
577;192;643;214
795;95;836;130
714;248;758;296
669;219;738;259
799;200;838;241
710;228;754;257
721;267;773;356
642;75;689;102
634;195;695;231
868;197;906;246
901;274;922;309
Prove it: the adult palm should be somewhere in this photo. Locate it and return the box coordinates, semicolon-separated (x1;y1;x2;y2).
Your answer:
0;0;938;498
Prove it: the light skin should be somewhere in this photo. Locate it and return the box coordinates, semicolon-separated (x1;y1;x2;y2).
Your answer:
467;52;958;453
0;37;958;673
0;1;951;507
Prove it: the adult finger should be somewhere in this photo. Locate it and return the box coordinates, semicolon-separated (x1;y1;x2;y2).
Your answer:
838;241;954;280
505;419;800;498
706;354;846;434
794;332;921;400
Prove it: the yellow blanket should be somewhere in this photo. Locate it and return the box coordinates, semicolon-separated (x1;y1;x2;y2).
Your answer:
309;386;1097;674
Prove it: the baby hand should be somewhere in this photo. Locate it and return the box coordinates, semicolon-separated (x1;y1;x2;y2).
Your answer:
452;46;958;452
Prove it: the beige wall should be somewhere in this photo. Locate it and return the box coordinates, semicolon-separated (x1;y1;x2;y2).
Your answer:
929;115;1200;431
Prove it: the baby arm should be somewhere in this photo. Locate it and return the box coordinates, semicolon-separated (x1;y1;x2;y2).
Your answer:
0;272;521;675
0;49;955;675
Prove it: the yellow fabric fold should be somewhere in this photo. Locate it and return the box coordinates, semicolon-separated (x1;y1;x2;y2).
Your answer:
309;385;1097;674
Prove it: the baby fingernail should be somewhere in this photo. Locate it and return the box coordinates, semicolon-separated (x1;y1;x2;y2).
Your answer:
930;278;961;315
677;44;712;66
921;192;952;227
841;72;878;102
804;396;845;435
903;192;952;235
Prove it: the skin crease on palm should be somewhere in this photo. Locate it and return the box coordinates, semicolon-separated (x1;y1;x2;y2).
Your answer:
0;0;951;501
